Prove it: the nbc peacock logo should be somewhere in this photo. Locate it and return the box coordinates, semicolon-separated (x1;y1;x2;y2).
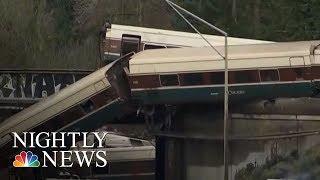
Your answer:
13;151;40;167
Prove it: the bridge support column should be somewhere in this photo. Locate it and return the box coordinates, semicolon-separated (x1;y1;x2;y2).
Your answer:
156;136;165;180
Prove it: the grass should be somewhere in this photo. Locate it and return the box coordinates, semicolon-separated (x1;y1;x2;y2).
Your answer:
235;146;320;180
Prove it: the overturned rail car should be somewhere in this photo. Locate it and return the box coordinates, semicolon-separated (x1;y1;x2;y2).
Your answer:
0;55;135;167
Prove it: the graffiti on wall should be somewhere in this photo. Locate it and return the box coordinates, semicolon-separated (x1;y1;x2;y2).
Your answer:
0;73;87;100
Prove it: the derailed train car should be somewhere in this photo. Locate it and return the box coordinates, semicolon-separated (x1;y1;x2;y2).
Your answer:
67;133;155;179
128;41;320;104
0;55;135;168
104;24;272;63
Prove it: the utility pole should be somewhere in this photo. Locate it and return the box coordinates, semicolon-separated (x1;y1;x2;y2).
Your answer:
138;0;143;26
224;34;229;180
165;1;229;179
121;0;124;23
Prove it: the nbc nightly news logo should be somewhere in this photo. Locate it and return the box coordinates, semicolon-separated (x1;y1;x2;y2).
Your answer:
12;132;108;168
13;151;40;167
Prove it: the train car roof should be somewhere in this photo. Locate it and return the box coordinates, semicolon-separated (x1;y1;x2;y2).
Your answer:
107;24;273;46
129;40;320;74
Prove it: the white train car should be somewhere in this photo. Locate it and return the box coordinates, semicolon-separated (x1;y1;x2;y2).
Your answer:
0;55;134;151
104;23;273;63
127;41;320;104
69;133;155;179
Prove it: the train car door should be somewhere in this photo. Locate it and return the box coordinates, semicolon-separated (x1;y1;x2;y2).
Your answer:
312;46;320;94
103;23;120;65
106;53;133;101
314;46;320;65
121;34;141;56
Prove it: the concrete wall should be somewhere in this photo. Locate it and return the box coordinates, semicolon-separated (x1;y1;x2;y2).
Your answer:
161;105;320;180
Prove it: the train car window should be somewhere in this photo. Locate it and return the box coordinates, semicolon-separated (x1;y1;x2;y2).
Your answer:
130;75;160;89
231;70;259;84
295;67;313;80
279;68;311;81
209;72;225;84
260;69;279;81
180;73;203;86
312;66;320;79
130;139;144;146
160;74;179;86
279;68;296;81
80;100;95;113
121;34;141;56
166;46;179;48
144;44;166;50
294;68;304;80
